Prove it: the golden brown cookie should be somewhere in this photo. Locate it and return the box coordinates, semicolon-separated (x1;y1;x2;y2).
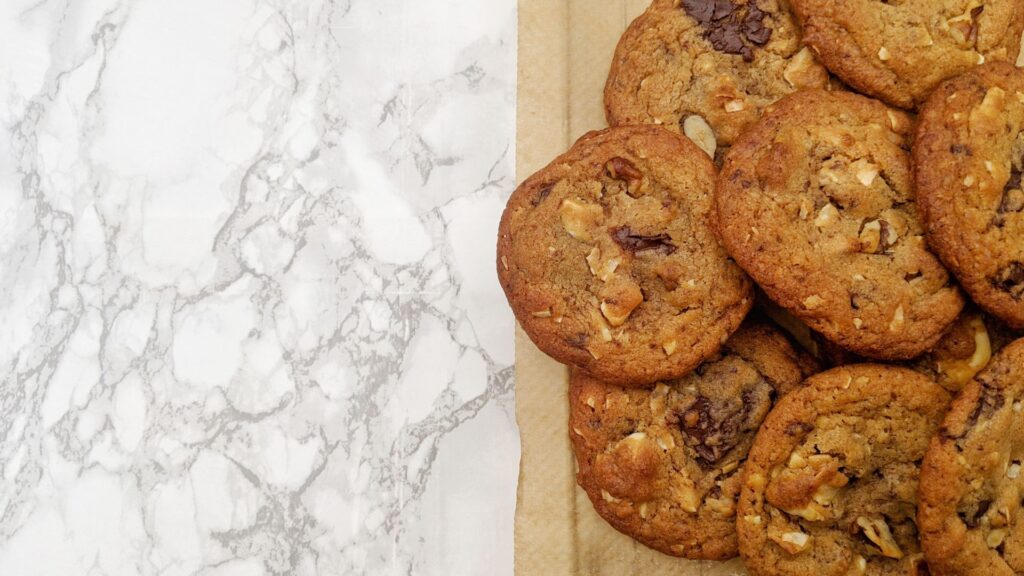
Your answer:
915;62;1024;330
570;322;816;559
737;364;951;576
605;0;830;155
765;295;998;393
918;337;1024;575
497;125;752;386
792;0;1024;108
716;89;965;360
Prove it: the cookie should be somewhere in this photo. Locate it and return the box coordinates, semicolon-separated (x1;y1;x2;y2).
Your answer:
767;291;997;393
791;0;1024;109
604;0;831;157
497;125;752;386
570;322;816;559
737;364;951;576
716;89;965;360
914;62;1024;330
918;337;1024;575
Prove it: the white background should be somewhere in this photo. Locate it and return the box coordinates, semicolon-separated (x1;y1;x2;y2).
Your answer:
0;1;518;574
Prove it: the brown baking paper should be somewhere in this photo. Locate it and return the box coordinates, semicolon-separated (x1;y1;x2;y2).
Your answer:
513;1;748;574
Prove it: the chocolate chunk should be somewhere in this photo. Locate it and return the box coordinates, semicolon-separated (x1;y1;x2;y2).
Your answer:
680;0;772;62
950;144;973;156
712;0;735;20
531;183;554;207
1003;163;1019;196
968;6;984;45
993;170;1022;226
605;157;643;182
878;219;896;252
707;21;752;61
611;226;678;255
999;188;1024;215
967;385;1006;428
567;334;588;349
1004;166;1022;196
742;3;771;45
681;0;714;24
991;262;1024;300
678;396;744;465
960;499;992;528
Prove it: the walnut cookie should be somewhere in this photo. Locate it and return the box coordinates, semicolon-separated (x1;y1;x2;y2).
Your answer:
716;89;965;360
570;322;818;559
915;62;1024;330
737;364;951;576
792;0;1024;109
918;338;1024;576
497;125;752;386
604;0;830;158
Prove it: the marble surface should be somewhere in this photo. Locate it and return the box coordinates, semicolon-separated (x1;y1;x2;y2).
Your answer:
0;0;518;574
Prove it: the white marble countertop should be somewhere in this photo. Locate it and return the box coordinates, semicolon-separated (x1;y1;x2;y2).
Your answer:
0;1;518;574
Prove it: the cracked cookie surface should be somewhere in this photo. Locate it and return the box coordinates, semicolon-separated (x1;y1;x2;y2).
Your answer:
716;89;964;360
792;0;1024;108
915;62;1024;330
737;364;951;576
604;0;830;156
918;337;1024;576
570;322;817;559
497;125;752;386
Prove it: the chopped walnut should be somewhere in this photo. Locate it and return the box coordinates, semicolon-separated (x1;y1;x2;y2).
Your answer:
599;279;644;327
559;198;603;241
766;453;849;521
768;527;812;554
856;516;904;559
586;246;620;282
783;47;827;89
814;203;839;227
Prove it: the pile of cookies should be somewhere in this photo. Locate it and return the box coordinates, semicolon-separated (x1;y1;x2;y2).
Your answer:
497;0;1024;574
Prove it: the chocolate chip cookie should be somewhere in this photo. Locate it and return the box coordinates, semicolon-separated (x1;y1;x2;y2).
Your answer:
570;322;816;559
737;364;951;576
716;89;965;360
915;62;1024;330
791;0;1024;109
918;337;1024;575
498;125;752;386
605;0;830;158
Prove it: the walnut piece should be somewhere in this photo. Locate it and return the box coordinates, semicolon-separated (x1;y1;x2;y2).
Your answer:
599;279;644;326
767;453;849;521
856;516;904;559
769;529;812;554
559;198;603;241
783;47;827;89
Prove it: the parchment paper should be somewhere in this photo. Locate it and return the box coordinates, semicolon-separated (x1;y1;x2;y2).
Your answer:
513;1;748;574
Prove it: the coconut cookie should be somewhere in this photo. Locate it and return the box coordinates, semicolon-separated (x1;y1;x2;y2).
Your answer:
605;0;830;158
737;364;951;576
915;62;1024;330
716;89;964;360
570;322;816;558
791;0;1024;109
918;338;1024;576
497;125;752;386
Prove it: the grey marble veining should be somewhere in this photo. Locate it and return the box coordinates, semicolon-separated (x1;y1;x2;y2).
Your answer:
0;1;518;574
